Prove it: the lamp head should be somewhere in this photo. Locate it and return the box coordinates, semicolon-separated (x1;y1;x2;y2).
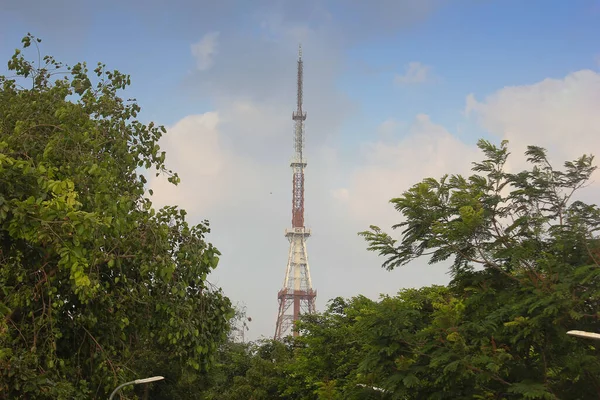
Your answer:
134;376;164;384
567;330;600;340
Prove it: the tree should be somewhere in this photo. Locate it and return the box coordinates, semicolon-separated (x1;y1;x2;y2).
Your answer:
359;139;600;398
196;304;256;399
286;296;375;399
200;339;295;400
0;34;232;399
228;303;252;343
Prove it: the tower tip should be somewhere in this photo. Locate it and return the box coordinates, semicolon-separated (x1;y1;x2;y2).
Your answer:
298;43;302;60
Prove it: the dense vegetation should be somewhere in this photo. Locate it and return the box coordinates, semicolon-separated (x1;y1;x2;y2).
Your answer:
0;35;232;399
2;35;600;399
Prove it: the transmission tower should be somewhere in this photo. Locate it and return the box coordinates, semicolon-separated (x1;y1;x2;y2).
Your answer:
274;44;317;340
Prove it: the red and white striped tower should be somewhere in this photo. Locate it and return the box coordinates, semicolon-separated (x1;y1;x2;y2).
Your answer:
274;44;317;340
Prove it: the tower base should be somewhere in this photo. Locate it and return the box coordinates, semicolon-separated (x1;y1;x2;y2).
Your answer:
274;227;316;339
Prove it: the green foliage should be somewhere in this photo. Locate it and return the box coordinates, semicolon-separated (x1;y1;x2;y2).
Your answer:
200;339;296;400
285;296;374;399
0;34;232;398
199;140;600;399
359;139;598;276
357;139;600;398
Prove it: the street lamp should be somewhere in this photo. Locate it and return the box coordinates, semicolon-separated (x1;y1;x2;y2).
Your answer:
567;330;600;341
108;376;164;400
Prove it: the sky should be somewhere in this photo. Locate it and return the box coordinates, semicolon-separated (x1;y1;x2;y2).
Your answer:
1;0;600;340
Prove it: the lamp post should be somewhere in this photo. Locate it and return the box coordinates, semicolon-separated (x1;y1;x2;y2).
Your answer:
108;376;164;400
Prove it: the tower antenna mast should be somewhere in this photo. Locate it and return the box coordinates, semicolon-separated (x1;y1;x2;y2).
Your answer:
274;44;317;340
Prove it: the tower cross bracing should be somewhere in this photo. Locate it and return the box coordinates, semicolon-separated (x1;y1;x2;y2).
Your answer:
274;44;317;340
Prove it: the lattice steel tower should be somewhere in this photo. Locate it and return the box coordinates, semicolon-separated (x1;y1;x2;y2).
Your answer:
274;44;317;340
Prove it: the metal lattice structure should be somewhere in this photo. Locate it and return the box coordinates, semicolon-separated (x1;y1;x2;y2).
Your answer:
274;44;317;340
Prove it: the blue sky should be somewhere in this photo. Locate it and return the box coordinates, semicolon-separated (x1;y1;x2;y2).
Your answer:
2;1;598;134
2;0;600;339
340;0;600;143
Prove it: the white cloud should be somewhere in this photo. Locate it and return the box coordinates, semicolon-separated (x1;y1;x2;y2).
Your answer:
376;118;404;139
335;114;479;227
342;69;600;232
148;112;233;215
222;99;289;140
148;105;286;215
191;31;220;71
394;61;433;85
465;69;600;181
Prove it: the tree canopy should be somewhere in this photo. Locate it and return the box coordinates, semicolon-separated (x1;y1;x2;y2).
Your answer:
0;34;232;399
199;140;600;399
355;139;600;398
